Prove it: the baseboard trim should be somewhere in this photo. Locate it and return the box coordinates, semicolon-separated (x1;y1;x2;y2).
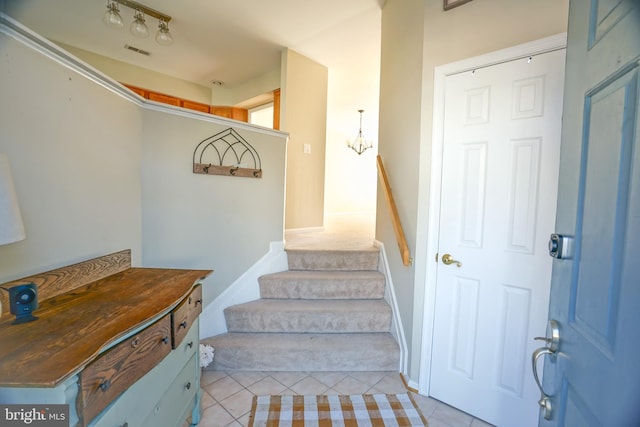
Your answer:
375;239;409;376
199;241;288;339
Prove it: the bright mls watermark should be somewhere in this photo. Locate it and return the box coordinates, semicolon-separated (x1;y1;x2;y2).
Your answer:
0;405;68;426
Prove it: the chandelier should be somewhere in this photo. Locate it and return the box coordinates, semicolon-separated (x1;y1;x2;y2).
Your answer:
347;109;373;155
103;0;174;46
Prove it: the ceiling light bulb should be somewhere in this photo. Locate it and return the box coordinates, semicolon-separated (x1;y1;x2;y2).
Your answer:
130;10;149;38
155;20;173;46
103;1;124;29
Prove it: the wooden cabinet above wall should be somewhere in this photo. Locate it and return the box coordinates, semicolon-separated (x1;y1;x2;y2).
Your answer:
123;83;248;122
210;106;248;122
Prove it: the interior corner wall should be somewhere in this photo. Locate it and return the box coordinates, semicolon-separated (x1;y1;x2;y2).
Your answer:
212;68;281;106
378;0;570;383
139;111;287;306
0;31;143;282
281;48;328;230
377;0;426;379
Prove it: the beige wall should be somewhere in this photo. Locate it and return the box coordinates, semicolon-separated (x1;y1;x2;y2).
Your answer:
281;49;328;229
61;44;213;104
61;44;282;109
212;68;281;107
378;0;570;382
378;0;426;378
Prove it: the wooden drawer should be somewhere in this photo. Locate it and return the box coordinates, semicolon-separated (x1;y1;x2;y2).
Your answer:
141;354;198;427
78;315;172;425
172;285;202;348
89;321;200;427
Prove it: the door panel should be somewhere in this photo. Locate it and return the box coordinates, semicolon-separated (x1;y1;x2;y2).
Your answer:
431;48;565;427
541;1;640;425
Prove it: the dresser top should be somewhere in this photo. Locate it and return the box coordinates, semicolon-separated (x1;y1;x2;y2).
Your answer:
0;267;211;387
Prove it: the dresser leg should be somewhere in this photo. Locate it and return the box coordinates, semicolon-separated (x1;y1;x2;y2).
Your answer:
190;388;202;426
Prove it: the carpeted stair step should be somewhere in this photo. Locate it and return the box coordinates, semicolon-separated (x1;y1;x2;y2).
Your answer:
286;248;379;271
224;299;391;333
259;270;385;299
202;332;399;371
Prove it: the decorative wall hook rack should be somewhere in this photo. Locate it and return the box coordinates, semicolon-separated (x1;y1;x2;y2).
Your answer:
193;128;262;178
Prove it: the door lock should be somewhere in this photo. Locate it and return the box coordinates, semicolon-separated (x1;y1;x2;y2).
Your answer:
531;319;560;420
441;253;462;267
549;234;574;259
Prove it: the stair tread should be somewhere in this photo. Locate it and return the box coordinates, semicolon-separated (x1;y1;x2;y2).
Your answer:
203;247;399;371
259;270;385;299
260;270;384;280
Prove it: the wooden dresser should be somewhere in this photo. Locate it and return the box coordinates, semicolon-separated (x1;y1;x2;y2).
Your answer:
0;250;212;427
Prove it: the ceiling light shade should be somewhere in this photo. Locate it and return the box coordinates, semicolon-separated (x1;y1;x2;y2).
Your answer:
130;10;149;38
103;1;124;29
155;20;173;46
347;109;373;155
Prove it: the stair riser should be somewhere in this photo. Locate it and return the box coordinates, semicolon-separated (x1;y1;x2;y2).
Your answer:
203;333;399;372
259;281;384;299
210;349;398;371
287;250;379;271
225;310;392;333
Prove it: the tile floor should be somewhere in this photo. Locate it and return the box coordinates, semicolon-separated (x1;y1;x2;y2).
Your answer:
192;370;494;426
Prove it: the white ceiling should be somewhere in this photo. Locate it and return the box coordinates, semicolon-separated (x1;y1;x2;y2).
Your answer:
2;0;384;89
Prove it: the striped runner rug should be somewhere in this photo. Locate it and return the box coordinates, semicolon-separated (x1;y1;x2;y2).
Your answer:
248;393;428;426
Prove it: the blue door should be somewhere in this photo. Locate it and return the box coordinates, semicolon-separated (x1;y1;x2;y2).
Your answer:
535;1;640;426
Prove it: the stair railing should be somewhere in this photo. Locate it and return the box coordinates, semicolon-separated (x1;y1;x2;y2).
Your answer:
376;155;412;266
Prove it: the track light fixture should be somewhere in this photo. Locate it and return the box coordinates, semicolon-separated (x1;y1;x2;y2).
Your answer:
103;1;124;29
156;20;174;46
103;0;173;46
130;10;149;38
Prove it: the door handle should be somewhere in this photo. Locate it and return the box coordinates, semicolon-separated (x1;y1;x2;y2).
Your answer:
531;319;560;420
441;253;462;267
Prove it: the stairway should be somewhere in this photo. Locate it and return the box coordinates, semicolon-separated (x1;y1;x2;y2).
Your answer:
202;247;400;371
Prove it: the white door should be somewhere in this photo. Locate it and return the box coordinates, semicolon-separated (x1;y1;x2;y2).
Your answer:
538;2;640;425
430;49;565;426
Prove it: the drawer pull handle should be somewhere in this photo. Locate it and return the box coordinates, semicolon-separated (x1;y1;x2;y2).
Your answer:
131;337;140;348
187;341;193;349
185;382;191;390
188;296;192;304
162;336;169;344
195;299;202;307
99;379;111;392
179;321;188;329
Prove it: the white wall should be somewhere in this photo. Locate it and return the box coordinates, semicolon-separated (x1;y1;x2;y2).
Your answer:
323;7;381;217
0;18;288;311
140;110;287;304
0;29;143;282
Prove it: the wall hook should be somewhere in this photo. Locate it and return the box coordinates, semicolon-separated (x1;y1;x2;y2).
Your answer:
192;128;263;179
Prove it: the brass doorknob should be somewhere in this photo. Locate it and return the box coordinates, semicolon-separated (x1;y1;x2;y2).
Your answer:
442;253;462;267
